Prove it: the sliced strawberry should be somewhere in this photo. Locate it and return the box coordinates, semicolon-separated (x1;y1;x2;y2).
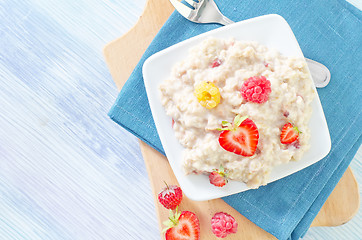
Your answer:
218;115;259;157
280;123;300;144
164;209;200;240
209;166;228;187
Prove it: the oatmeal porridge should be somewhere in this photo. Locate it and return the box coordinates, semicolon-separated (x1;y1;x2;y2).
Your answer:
159;38;315;188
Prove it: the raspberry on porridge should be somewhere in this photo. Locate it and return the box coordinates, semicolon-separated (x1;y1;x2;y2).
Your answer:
159;38;315;188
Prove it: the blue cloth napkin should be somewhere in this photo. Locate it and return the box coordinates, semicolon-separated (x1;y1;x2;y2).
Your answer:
108;0;362;239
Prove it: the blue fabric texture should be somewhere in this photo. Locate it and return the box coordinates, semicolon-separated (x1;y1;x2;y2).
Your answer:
108;0;362;239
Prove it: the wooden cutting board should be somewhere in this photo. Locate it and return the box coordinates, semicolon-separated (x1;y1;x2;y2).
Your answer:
103;0;359;238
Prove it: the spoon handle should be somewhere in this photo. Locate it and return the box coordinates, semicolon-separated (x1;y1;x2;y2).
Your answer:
306;58;331;88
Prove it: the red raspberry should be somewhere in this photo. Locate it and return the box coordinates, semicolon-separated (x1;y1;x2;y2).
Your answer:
241;76;271;103
211;212;238;238
158;182;182;210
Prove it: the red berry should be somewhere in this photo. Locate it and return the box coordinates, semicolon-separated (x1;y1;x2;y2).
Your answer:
283;111;290;118
280;123;300;144
240;76;271;103
218;115;259;157
211;212;238;238
209;166;228;187
292;139;301;149
158;183;182;210
211;58;222;68
164;210;200;240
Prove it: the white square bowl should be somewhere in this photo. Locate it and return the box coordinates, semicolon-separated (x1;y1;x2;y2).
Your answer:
143;14;331;201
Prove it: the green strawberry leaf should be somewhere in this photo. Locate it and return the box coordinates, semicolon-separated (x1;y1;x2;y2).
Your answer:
162;208;180;233
221;121;232;127
294;126;301;133
216;127;231;131
234;115;248;127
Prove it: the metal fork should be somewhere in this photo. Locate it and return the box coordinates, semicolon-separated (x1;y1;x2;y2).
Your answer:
169;0;331;88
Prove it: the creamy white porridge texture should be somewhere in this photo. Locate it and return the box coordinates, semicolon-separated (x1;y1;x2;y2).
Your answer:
159;38;315;188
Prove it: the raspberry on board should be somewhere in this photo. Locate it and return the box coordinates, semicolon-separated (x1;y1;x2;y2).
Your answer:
211;212;238;238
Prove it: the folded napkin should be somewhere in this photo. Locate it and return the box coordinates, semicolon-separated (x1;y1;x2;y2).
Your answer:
109;0;362;239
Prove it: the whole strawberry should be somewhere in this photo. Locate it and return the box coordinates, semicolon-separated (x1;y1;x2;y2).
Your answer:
158;182;183;210
209;165;228;187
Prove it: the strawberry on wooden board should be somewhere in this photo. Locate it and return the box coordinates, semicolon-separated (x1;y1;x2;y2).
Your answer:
218;115;259;157
209;165;228;187
280;122;300;144
158;182;183;210
163;207;200;240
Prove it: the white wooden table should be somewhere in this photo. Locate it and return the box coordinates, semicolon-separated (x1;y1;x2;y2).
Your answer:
0;1;360;239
